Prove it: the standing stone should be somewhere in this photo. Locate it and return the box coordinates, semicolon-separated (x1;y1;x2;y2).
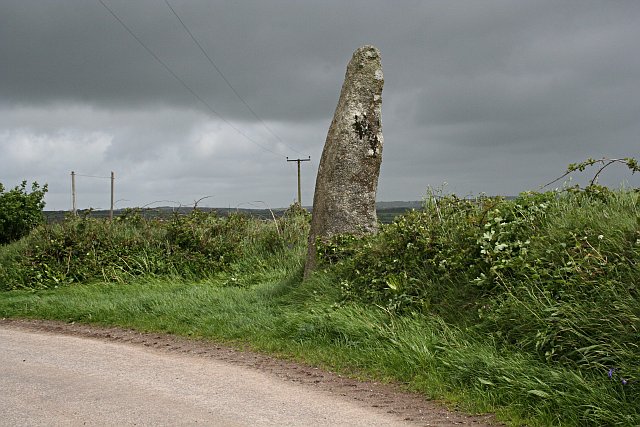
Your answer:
304;45;384;278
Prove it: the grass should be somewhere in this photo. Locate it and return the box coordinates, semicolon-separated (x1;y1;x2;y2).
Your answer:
2;272;636;426
1;190;639;426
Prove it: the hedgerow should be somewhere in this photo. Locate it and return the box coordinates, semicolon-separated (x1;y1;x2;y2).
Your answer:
0;206;309;290
318;188;639;397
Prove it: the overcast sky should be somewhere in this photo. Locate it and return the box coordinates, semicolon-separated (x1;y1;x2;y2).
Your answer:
1;1;639;211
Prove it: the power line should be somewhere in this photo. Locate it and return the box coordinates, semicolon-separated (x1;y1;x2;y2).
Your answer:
164;1;301;156
75;173;111;179
97;0;281;157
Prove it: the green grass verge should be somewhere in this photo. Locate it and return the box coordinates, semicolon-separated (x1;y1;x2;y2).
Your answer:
1;266;636;426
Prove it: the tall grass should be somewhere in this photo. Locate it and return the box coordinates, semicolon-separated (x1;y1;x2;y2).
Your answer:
321;190;639;376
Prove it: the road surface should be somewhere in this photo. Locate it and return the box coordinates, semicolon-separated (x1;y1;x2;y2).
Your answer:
0;321;495;426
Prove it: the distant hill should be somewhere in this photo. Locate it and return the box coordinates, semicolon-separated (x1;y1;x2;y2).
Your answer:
375;200;423;209
45;198;524;225
44;206;287;223
374;201;421;223
44;200;426;224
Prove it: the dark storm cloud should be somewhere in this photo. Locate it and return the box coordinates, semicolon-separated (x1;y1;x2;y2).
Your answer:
1;0;639;209
1;0;401;119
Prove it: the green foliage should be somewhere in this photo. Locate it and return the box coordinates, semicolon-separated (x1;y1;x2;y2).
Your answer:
320;189;640;392
0;205;310;291
478;191;640;381
165;210;249;273
318;193;505;318
0;181;48;244
543;156;639;190
1;266;638;425
222;204;310;287
1;214;167;289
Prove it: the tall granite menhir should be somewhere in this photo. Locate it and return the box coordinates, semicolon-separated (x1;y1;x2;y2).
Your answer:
304;45;384;278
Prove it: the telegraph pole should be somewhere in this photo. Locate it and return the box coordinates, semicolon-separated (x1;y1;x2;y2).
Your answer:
110;171;115;220
286;156;311;205
71;171;77;216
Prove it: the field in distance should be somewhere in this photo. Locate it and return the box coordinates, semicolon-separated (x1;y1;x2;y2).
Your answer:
45;201;426;224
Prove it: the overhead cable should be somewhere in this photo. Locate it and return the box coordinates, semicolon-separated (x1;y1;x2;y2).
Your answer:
164;0;302;155
97;0;281;157
76;173;111;179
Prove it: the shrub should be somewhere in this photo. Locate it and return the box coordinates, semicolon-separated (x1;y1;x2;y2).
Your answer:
478;190;640;382
165;210;249;274
0;181;48;244
321;189;640;385
1;213;169;289
0;204;311;291
319;194;504;319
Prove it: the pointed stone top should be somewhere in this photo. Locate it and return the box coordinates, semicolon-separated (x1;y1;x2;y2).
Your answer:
347;45;383;81
354;45;380;57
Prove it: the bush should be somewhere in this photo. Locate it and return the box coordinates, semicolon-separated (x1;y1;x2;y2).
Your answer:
0;181;48;244
0;213;169;289
321;189;640;386
319;194;505;319
0;205;311;291
165;210;249;274
478;190;640;382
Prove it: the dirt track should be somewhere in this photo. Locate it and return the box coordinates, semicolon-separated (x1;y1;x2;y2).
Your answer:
0;319;497;426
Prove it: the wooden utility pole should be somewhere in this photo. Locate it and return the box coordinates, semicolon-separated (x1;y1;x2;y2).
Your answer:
286;156;311;205
110;171;115;220
71;171;77;215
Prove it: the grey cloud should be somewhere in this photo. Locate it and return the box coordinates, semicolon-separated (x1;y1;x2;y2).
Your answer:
1;0;639;210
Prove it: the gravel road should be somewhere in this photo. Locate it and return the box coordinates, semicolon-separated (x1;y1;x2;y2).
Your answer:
0;320;497;426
